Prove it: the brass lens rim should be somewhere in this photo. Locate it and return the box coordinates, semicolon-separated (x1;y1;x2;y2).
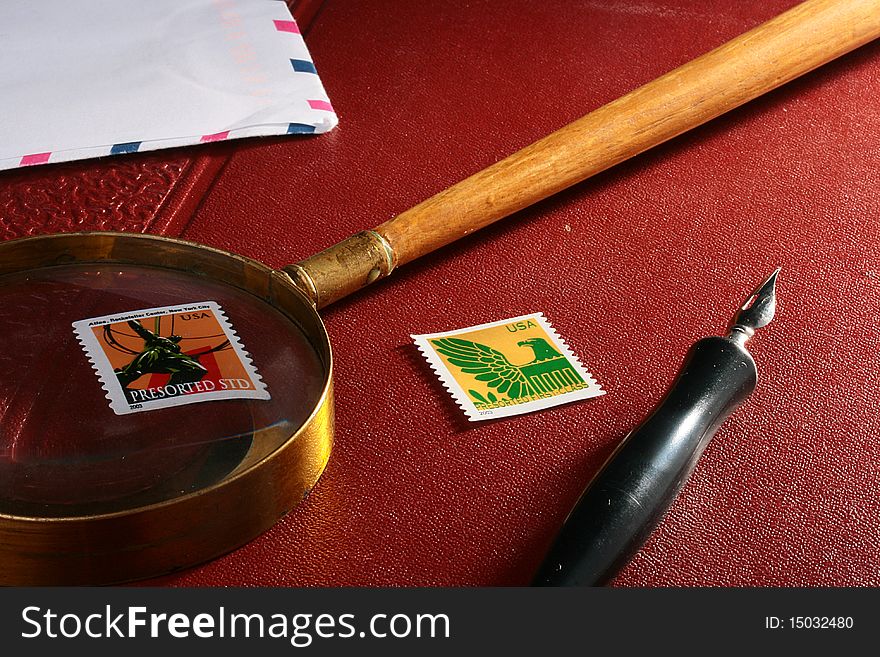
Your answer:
0;232;334;585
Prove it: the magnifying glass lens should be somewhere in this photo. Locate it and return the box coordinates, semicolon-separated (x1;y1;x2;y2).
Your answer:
0;263;326;518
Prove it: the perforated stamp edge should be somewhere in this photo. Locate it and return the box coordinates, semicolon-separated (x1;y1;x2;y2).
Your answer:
73;301;270;415
412;313;604;421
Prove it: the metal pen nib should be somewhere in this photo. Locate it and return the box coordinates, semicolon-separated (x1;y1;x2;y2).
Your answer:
727;268;780;346
534;269;780;586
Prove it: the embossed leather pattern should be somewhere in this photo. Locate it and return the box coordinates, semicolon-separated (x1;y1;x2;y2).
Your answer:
2;0;878;587
0;157;191;239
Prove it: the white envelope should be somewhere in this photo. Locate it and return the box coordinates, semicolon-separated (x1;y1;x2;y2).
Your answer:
0;0;338;171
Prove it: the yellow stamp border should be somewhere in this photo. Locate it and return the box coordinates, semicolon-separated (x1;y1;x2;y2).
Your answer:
412;312;604;421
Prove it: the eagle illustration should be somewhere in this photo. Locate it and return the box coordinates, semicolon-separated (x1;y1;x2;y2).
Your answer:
432;336;585;401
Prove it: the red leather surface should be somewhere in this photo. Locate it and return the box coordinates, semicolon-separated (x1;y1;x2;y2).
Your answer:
2;0;879;587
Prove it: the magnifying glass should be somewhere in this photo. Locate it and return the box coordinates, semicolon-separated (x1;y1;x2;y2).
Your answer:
1;0;877;585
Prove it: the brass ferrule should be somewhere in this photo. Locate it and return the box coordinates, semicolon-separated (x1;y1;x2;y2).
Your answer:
284;231;395;309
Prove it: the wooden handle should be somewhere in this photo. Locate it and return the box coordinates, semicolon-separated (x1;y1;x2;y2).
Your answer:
295;0;880;308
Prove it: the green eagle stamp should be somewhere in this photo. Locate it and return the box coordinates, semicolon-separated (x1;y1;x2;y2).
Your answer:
412;313;603;420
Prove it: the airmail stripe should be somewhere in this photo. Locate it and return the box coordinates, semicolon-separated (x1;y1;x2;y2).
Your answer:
307;99;334;112
287;123;316;134
110;142;142;155
20;152;51;166
291;59;317;74
274;20;300;34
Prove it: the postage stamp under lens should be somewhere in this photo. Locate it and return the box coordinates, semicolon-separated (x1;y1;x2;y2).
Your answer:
73;301;270;415
412;313;603;421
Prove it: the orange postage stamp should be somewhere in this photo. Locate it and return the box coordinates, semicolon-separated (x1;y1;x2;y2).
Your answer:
73;301;269;415
412;313;603;421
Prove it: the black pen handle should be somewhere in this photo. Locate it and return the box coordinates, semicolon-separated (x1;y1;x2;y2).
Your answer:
533;335;758;586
